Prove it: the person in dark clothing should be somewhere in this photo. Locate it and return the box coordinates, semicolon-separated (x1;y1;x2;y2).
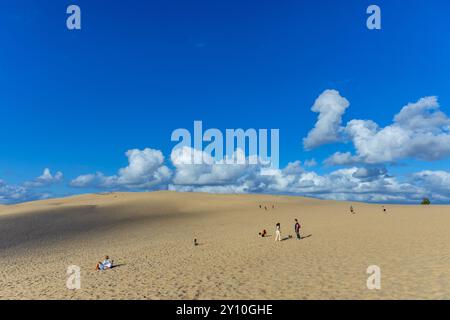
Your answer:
294;219;301;240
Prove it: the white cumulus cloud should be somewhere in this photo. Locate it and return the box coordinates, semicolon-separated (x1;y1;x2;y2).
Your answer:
170;147;260;187
70;148;172;189
0;168;64;204
24;168;63;188
412;170;450;194
303;89;350;150
303;91;450;165
167;147;431;203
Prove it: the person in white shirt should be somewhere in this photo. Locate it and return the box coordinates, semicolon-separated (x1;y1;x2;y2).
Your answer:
275;223;281;242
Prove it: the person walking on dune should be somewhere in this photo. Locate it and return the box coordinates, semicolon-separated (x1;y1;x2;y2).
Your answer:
294;219;301;240
275;222;281;242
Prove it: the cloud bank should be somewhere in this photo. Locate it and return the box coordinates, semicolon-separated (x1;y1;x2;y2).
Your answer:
3;90;450;205
0;168;64;204
64;146;450;204
65;88;450;205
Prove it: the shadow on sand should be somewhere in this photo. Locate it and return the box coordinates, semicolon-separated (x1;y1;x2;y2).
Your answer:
281;234;312;241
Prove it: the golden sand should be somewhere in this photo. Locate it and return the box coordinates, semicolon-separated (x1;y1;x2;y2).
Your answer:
0;191;448;299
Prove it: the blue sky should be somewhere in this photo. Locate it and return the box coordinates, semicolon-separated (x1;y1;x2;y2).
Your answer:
1;0;450;203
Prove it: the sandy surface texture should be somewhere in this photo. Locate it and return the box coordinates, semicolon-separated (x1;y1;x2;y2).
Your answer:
0;191;448;300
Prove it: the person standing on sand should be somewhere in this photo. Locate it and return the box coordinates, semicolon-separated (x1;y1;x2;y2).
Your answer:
294;219;301;240
275;223;281;242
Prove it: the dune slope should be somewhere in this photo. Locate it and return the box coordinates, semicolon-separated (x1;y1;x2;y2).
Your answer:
0;191;448;300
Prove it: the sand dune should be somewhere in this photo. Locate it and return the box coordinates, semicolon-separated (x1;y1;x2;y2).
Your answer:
0;191;448;300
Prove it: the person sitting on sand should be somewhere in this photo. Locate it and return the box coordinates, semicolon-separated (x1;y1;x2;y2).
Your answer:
96;255;114;270
275;223;281;242
350;206;355;214
258;229;267;237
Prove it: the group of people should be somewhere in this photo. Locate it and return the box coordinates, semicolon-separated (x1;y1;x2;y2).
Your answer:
350;205;388;214
260;219;302;242
97;218;303;271
95;202;393;272
259;204;275;210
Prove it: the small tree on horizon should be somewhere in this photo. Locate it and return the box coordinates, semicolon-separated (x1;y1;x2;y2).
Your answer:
421;197;431;205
